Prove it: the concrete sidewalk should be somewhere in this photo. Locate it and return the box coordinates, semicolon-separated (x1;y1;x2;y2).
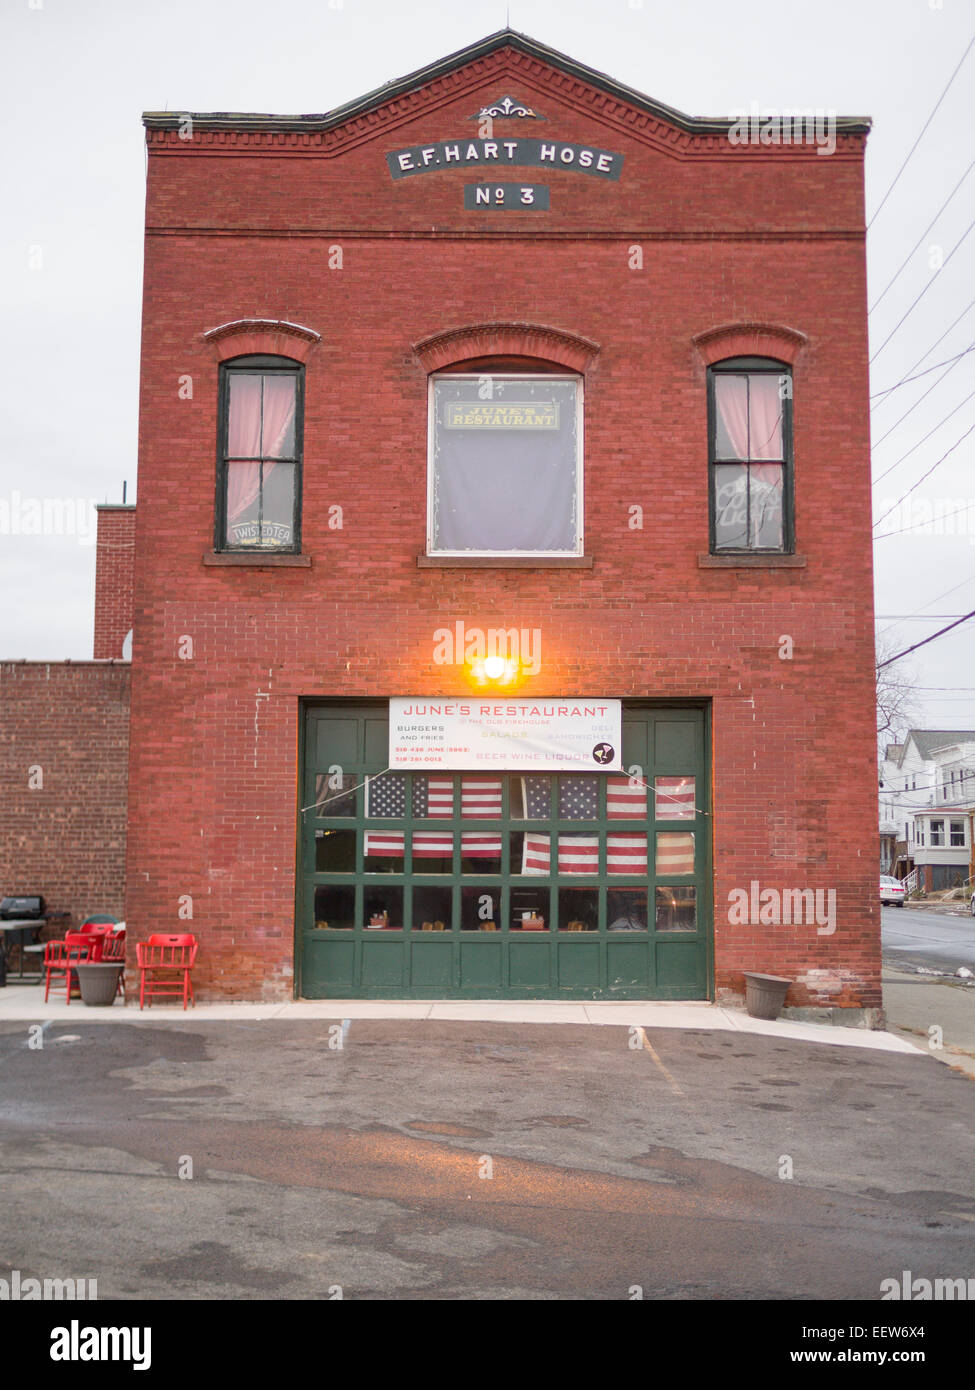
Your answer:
0;982;921;1054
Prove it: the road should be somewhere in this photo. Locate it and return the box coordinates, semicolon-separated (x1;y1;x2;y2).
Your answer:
881;904;975;972
2;1017;974;1301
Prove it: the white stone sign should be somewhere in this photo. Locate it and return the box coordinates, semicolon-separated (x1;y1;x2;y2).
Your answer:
389;699;622;771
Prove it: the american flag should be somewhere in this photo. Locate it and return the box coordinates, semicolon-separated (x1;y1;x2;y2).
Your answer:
656;832;695;875
654;776;696;819
364;775;502;858
521;775;649;875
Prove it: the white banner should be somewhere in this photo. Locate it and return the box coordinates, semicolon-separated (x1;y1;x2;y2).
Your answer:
389;699;622;771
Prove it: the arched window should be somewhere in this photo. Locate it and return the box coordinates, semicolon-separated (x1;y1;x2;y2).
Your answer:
708;357;793;554
427;359;583;557
216;354;304;552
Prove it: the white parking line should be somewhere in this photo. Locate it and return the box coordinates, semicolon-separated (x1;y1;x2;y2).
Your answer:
634;1026;685;1096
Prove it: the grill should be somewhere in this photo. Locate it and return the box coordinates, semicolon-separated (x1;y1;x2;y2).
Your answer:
0;895;46;920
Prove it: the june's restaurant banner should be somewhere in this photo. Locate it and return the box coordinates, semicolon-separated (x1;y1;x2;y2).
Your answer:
389;699;622;771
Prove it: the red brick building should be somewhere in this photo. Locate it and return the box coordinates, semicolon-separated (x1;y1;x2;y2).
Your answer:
128;30;880;1013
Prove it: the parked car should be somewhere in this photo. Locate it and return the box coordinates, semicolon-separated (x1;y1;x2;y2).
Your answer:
880;875;907;907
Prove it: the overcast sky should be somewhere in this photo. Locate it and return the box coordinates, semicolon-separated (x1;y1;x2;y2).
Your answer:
1;0;973;733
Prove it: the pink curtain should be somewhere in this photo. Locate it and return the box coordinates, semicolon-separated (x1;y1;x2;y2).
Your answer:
261;376;296;458
715;374;784;460
226;375;296;524
748;376;784;459
714;375;749;459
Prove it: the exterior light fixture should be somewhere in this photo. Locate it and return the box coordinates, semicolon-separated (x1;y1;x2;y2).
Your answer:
468;656;523;687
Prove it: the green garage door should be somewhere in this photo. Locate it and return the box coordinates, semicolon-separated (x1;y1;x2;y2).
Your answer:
296;703;711;1000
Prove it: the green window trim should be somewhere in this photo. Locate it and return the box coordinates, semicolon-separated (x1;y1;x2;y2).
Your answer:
707;355;794;555
215;353;305;554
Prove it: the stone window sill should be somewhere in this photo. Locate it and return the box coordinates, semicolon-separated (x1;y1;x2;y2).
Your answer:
417;555;593;569
203;551;312;567
698;553;806;569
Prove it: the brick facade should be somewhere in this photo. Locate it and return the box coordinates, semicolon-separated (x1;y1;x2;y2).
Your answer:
127;33;880;1007
93;505;136;660
0;662;130;927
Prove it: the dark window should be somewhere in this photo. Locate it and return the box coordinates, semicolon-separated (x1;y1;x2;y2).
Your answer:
708;357;793;553
216;355;303;551
949;820;965;847
930;819;944;846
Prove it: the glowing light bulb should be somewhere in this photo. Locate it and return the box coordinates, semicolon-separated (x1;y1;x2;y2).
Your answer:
483;656;506;680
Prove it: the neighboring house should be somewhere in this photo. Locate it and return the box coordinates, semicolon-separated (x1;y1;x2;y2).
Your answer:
879;730;975;889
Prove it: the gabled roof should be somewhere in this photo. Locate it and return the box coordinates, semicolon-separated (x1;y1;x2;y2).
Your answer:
143;28;872;134
902;729;975;762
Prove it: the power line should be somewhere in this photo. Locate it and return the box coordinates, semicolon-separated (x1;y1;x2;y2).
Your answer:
866;32;975;229
874;498;975;540
876;607;975;669
871;349;969;446
872;298;975;408
871;345;975;401
872;387;975;487
868;156;975;314
876;575;975;639
869;217;975;363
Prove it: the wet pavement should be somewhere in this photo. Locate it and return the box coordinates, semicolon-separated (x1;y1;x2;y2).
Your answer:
2;1018;974;1299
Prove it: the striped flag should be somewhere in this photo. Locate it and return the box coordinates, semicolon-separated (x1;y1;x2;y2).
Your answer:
460;776;502;857
521;774;649;875
364;775;502;858
655;776;696;820
608;775;647;819
656;832;695;874
521;832;649;875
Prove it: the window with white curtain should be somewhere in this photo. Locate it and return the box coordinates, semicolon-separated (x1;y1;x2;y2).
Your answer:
428;373;582;555
217;355;303;551
709;358;793;553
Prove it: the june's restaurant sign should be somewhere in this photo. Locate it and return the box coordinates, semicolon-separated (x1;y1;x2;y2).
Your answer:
389;699;623;772
443;401;558;429
387;138;623;180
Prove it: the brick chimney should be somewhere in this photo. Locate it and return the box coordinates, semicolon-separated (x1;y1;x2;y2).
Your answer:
93;504;136;659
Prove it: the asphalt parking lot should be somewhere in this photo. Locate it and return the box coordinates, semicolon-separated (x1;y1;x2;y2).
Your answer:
2;1017;974;1300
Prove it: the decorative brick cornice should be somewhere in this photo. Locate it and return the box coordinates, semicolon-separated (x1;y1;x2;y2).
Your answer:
413;321;599;372
144;34;869;164
202;318;321;363
692;322;808;367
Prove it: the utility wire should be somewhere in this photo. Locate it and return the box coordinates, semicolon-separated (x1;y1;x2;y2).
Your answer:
871;345;975;401
868;156;975;314
866;32;975;229
874;498;974;539
876;607;975;669
871;349;968;446
872;386;975;487
869;217;975;363
876;577;975;639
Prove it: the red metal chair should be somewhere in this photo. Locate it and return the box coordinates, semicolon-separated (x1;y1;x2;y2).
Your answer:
43;933;95;1004
101;929;126;998
76;923;114;962
136;934;197;1009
